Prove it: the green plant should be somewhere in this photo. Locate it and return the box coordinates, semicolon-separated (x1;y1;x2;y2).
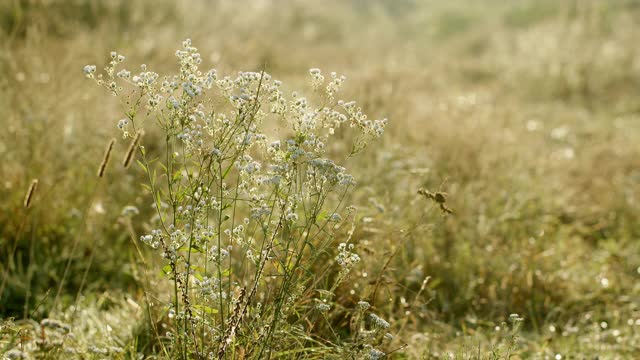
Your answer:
84;39;387;358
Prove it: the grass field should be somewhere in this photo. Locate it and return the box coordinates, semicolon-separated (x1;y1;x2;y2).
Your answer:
1;0;639;358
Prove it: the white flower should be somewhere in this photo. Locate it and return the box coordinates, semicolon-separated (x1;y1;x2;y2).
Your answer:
83;64;97;77
369;348;385;360
328;213;342;222
121;205;139;217
370;313;390;329
357;301;371;311
336;243;360;273
116;69;131;79
4;349;29;359
40;318;71;334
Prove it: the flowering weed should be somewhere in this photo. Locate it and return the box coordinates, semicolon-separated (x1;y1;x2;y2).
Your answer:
85;39;387;358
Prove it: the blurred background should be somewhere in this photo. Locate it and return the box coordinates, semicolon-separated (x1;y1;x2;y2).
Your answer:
1;0;639;357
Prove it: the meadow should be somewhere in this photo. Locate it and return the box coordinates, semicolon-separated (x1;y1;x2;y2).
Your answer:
1;0;639;358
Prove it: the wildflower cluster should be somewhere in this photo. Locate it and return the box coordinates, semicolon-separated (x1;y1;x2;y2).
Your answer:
343;299;397;359
0;317;124;358
336;242;361;279
84;39;387;357
370;313;391;329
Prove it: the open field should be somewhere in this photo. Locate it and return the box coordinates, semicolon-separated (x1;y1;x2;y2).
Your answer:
1;0;639;358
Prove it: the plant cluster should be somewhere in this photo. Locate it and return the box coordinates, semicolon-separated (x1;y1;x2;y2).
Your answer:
83;39;388;358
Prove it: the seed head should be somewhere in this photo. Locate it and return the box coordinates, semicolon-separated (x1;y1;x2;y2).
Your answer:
98;138;116;177
123;130;143;168
23;179;38;208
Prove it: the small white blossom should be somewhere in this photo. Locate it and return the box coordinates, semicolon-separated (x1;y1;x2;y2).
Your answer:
357;301;371;311
83;64;97;78
370;313;390;329
328;213;342;222
121;205;139;217
369;348;385;360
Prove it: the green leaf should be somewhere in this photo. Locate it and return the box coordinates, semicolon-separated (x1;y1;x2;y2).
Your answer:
222;164;233;180
136;160;147;172
193;305;218;314
190;265;205;273
316;210;329;222
155;191;162;211
161;264;172;276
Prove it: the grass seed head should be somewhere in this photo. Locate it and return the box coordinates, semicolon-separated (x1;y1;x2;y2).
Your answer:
123;131;142;168
97;138;116;177
23;179;38;208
